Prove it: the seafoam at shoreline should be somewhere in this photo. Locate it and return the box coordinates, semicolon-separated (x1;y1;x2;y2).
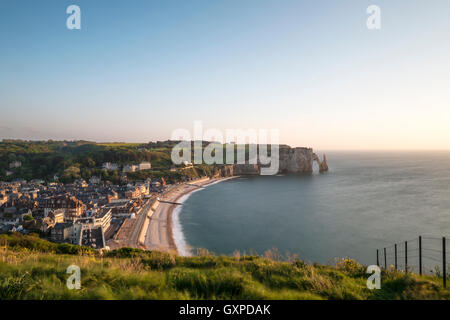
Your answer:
172;177;239;256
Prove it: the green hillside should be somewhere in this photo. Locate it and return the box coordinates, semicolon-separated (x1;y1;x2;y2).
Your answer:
0;233;448;300
0;140;214;183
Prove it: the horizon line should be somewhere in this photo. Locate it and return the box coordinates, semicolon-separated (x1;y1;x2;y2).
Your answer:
1;138;450;152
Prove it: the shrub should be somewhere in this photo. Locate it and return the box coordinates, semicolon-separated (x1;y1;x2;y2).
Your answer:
106;247;147;258
142;251;176;270
23;215;34;221
335;258;366;277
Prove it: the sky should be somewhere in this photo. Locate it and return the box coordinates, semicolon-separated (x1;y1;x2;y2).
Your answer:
0;0;450;150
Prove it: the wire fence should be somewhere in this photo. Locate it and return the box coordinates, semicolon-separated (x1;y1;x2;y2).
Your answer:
377;236;449;288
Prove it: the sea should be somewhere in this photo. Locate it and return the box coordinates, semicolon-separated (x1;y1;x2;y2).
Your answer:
173;151;450;268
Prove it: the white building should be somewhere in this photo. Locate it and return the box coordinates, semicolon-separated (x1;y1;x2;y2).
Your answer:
102;162;119;171
138;162;151;171
74;209;111;233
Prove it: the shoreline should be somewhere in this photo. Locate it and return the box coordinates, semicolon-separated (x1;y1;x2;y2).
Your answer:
159;176;239;255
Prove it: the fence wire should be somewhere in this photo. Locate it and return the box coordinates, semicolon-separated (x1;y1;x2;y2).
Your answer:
377;236;449;280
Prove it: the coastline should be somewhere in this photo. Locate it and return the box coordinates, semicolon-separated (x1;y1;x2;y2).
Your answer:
145;176;239;255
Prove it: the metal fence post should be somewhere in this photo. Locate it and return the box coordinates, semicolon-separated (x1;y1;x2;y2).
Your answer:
384;247;387;269
443;237;446;288
377;249;379;267
405;241;408;273
419;236;422;276
395;244;397;271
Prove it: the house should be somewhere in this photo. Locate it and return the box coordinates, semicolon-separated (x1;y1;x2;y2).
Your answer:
89;176;101;184
123;164;138;173
151;181;161;188
103;199;141;218
40;195;84;220
74;208;111;231
138;162;151;171
138;183;149;195
74;179;88;188
102;162;119;171
0;194;7;206
124;187;139;199
48;209;65;223
40;217;55;233
106;190;118;203
94;209;112;231
50;222;74;243
9;161;22;169
3;207;17;214
0;212;20;226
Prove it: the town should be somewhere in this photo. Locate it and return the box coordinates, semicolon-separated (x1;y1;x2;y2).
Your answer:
0;160;171;250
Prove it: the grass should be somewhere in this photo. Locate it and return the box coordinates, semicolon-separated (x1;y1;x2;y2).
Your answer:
0;234;449;300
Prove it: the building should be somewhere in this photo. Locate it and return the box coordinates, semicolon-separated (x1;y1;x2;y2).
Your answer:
136;183;149;196
94;209;112;231
40;195;84;220
124;188;139;199
73;208;111;231
74;180;88;188
79;226;105;249
103;199;141;218
0;194;7;206
9;161;22;169
72;221;106;249
89;176;101;184
151;180;161;188
48;209;65;223
106;190;118;203
30;179;44;185
50;222;74;243
123;164;138;173
102;162;119;171
40;217;55;233
138;162;151;171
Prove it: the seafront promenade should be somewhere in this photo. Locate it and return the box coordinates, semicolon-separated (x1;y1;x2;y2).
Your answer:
107;177;236;253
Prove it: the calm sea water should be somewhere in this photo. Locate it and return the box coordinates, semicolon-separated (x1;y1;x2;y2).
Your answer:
177;152;450;265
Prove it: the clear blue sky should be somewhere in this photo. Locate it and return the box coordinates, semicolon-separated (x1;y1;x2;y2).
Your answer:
1;0;450;149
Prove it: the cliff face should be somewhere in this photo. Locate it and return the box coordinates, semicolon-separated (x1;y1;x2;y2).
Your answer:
219;165;234;177
217;164;260;176
312;153;329;173
216;146;328;176
233;164;260;175
278;147;314;174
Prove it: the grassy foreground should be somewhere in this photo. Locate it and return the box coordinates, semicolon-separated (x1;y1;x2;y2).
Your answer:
0;234;449;300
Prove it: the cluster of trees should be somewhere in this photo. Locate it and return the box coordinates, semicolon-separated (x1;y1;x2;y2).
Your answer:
0;140;217;184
